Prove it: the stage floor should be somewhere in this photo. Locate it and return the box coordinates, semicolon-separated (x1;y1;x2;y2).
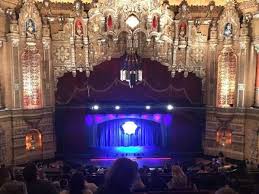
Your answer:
88;157;172;168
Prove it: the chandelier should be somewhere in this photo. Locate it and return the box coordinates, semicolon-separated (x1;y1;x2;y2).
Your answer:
120;31;143;88
120;47;143;88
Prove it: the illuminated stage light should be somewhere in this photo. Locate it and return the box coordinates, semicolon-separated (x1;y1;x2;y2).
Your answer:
122;121;138;135
115;146;143;153
92;105;99;110
115;105;120;110
167;104;174;111
145;105;151;110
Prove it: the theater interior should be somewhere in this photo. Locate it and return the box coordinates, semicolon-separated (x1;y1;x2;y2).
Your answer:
0;0;259;193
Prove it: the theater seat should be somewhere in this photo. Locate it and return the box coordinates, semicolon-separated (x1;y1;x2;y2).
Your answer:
135;191;209;194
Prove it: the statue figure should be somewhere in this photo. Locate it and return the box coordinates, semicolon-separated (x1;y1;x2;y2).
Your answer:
175;0;190;20
75;19;83;37
206;1;215;18
75;0;81;12
179;24;186;41
209;19;218;39
223;23;232;38
26;19;36;38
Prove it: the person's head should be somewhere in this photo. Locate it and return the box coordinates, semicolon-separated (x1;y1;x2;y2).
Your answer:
218;152;224;158
69;172;85;194
215;186;237;194
105;158;138;190
172;165;185;177
200;165;205;171
0;167;11;187
60;178;68;190
23;163;38;182
0;181;27;194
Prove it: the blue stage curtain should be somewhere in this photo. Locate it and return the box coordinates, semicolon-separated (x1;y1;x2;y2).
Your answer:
95;119;162;147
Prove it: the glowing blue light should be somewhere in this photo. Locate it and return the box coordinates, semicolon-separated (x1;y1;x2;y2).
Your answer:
122;121;138;135
115;146;143;153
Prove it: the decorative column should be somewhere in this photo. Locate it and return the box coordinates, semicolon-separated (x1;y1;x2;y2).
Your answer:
170;20;179;77
6;17;22;109
69;18;76;76
83;17;91;77
207;20;218;106
255;45;259;107
0;36;4;109
237;18;250;108
42;18;53;107
185;20;193;66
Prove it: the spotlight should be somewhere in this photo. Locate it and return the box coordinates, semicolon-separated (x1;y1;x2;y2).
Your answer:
92;105;99;110
145;105;151;110
167;104;174;111
115;105;120;110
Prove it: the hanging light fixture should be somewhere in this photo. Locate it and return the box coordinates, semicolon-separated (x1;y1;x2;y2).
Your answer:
120;36;142;88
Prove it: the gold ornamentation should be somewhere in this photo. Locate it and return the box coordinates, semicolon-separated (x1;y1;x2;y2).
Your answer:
217;45;237;108
55;46;70;64
18;0;42;40
218;0;240;41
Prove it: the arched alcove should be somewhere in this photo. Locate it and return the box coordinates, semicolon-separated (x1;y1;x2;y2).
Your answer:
25;129;42;151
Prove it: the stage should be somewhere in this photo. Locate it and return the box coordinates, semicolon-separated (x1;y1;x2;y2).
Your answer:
59;146;200;168
89;157;172;168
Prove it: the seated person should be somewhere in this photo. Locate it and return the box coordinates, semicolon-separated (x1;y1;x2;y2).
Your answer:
149;169;167;190
95;158;138;194
215;185;237;194
0;167;27;194
197;165;208;174
66;172;93;194
217;152;225;166
167;165;188;190
23;163;58;194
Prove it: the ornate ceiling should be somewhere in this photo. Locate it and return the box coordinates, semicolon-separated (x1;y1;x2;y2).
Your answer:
37;0;253;6
0;0;254;7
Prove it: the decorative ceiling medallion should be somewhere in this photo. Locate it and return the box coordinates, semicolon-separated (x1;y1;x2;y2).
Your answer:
126;14;140;29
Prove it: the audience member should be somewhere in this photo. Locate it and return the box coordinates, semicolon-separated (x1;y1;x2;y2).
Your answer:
23;163;58;194
167;165;188;190
217;152;225;166
132;172;145;191
85;179;98;193
149;168;167;190
215;185;237;194
0;167;27;194
0;181;27;194
197;165;208;174
95;158;138;194
0;167;11;187
60;179;69;194
66;172;92;194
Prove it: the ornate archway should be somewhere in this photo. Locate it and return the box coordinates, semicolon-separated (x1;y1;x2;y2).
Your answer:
51;0;207;90
25;129;42;151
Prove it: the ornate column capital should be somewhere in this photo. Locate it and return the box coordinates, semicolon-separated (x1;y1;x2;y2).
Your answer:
255;44;259;54
0;37;5;48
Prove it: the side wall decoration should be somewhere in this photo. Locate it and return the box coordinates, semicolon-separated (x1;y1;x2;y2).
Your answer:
19;0;43;109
